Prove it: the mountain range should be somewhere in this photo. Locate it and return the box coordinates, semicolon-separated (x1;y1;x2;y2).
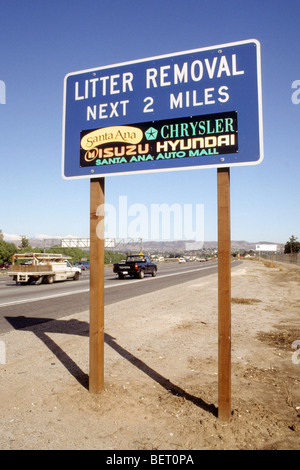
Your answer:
4;236;283;253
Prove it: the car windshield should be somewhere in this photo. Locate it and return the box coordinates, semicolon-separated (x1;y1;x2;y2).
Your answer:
126;256;146;262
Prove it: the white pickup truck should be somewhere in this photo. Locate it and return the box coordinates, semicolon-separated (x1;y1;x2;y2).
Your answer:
8;253;81;285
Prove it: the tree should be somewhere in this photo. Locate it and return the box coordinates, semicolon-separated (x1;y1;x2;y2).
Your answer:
19;235;30;249
0;229;17;264
46;246;89;264
0;239;17;264
104;250;125;264
284;235;300;254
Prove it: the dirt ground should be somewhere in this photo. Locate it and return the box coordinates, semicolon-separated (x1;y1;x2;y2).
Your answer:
0;259;299;450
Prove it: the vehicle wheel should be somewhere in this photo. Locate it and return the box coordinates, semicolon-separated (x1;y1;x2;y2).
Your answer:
118;273;124;279
73;272;80;281
138;270;145;279
46;275;54;284
152;268;157;277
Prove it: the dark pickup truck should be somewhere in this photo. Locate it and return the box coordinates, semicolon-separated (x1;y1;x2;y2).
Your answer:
113;255;157;279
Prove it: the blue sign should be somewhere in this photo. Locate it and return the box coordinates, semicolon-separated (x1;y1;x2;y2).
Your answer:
62;39;263;179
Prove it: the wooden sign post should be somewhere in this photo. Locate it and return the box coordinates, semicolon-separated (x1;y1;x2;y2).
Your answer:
89;177;105;393
217;167;231;421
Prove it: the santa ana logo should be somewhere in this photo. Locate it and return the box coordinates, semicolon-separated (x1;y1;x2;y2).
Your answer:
81;125;143;150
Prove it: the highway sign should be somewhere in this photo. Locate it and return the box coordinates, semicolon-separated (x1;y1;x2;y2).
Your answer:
62;39;263;178
256;244;278;252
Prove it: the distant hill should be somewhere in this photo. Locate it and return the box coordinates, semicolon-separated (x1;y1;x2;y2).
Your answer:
140;240;284;253
6;237;282;253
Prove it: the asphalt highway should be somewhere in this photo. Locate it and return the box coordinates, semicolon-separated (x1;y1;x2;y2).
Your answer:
0;260;242;334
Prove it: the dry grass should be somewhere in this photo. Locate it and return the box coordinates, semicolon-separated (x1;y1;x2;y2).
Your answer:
257;325;300;351
231;297;262;305
262;261;277;268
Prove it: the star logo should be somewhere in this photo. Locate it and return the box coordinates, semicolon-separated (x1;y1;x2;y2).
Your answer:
145;127;158;140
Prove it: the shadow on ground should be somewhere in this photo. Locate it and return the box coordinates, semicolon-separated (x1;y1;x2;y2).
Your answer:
5;315;217;417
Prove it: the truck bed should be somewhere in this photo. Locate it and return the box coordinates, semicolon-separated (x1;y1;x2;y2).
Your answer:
8;264;54;275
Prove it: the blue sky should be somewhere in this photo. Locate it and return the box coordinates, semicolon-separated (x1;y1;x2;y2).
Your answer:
0;0;299;245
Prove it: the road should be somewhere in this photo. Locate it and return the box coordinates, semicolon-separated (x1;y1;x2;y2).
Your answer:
0;260;242;334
